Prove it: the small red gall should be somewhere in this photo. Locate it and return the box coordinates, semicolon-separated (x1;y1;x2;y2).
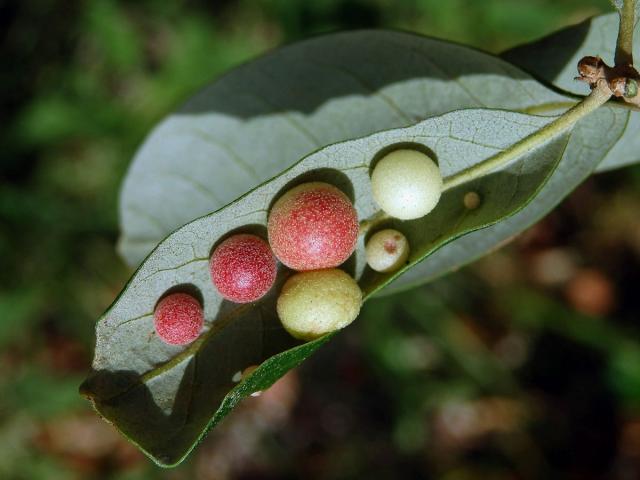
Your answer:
267;182;359;271
154;293;204;345
210;234;277;303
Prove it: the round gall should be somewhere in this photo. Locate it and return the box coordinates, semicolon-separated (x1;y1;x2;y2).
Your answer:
371;149;443;220
210;234;277;303
154;293;204;345
268;182;359;271
276;269;362;341
365;229;410;273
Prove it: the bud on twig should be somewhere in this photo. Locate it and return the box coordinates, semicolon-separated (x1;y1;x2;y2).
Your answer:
576;55;640;106
576;56;606;84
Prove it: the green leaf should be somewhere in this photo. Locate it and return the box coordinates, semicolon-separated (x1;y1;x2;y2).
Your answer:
502;13;640;172
0;289;43;349
83;104;586;466
118;30;569;266
2;368;85;419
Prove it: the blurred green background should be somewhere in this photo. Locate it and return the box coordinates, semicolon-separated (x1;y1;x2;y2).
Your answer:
2;0;640;478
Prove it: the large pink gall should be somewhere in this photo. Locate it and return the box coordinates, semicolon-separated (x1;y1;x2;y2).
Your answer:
267;182;359;271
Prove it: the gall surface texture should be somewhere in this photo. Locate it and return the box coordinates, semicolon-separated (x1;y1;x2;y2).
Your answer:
210;234;277;303
154;293;204;345
276;269;362;341
268;182;359;270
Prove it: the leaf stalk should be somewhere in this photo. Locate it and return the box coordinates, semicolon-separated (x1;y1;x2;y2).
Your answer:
442;81;612;191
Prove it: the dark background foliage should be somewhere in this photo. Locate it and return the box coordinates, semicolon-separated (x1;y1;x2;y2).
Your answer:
2;0;640;478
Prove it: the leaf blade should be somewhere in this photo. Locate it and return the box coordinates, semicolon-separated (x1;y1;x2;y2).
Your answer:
84;105;603;466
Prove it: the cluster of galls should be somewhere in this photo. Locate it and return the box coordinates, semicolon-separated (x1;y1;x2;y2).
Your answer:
154;149;445;346
577;56;639;104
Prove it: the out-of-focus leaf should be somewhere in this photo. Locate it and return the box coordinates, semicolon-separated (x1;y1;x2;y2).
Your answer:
1;369;85;419
0;290;43;349
503;288;640;406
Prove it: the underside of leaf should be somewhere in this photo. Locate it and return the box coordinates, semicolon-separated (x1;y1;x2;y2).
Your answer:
85;19;633;467
82;104;619;466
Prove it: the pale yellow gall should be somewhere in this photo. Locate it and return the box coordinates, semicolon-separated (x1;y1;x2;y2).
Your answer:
276;269;362;341
371;149;442;220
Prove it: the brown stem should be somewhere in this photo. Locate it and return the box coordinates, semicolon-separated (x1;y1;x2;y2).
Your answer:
577;56;638;107
615;0;637;66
